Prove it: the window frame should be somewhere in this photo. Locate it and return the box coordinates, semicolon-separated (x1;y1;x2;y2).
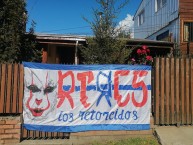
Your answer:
155;0;166;12
183;22;193;42
138;10;145;26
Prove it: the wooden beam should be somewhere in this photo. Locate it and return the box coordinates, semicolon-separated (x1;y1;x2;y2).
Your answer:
38;41;83;46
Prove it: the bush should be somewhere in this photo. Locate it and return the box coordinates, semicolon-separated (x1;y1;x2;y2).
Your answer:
129;45;153;65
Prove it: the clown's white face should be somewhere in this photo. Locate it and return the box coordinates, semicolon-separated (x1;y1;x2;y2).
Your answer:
24;71;57;120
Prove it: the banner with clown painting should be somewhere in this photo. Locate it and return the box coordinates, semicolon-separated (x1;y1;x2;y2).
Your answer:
23;62;151;132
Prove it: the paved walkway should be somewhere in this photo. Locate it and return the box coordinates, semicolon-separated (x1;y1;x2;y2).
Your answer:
155;126;193;145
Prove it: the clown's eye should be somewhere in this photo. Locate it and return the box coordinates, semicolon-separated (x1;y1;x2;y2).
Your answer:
44;86;55;94
27;85;41;93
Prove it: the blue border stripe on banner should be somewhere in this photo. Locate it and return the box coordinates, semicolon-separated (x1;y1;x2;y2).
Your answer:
63;85;152;91
23;124;150;133
23;62;152;71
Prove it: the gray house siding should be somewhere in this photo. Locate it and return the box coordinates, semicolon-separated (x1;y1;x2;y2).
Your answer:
134;0;179;43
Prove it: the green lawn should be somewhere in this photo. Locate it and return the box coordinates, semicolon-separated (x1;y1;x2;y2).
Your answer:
92;136;159;145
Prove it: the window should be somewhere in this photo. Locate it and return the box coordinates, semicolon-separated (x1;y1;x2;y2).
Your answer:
156;30;169;41
184;22;193;42
138;10;145;26
155;0;166;12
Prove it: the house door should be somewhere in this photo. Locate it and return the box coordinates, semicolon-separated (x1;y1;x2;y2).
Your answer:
57;46;75;64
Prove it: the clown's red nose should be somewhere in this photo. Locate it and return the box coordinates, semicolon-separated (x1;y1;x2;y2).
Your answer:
35;99;42;105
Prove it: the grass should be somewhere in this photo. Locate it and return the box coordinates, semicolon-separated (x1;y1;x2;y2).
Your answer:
91;136;159;145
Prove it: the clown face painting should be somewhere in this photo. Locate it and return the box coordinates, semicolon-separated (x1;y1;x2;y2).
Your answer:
23;70;57;120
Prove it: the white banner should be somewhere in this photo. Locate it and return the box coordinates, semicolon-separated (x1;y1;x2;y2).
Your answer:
23;62;151;132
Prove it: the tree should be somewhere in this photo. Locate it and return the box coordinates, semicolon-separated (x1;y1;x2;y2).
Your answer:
20;21;42;62
81;0;131;64
0;0;41;63
117;29;131;39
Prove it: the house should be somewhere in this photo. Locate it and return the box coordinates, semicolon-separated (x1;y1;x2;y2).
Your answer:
133;0;193;55
36;34;87;64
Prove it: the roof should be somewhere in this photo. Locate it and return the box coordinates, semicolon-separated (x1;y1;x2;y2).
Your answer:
127;38;174;45
126;38;174;49
35;33;86;42
126;38;174;57
133;0;143;19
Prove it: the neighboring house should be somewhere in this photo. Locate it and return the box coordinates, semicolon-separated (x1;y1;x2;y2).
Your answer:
133;0;193;55
36;33;173;64
36;34;87;64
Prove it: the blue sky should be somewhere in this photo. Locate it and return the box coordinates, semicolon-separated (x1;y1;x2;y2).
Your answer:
26;0;141;35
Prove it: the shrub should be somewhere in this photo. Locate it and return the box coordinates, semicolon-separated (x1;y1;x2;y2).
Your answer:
129;45;153;65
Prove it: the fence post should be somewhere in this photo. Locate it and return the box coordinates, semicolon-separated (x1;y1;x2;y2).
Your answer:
154;57;160;125
187;41;190;56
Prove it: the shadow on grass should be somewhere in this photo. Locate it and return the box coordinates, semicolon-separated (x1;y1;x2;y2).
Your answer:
91;136;159;145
